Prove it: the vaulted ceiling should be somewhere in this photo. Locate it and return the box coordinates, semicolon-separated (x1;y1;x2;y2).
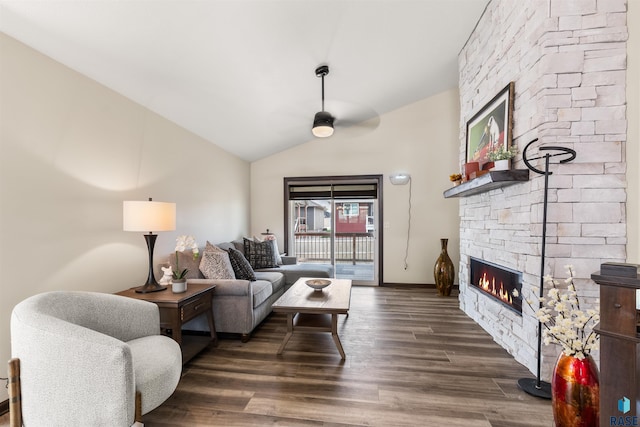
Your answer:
0;0;489;161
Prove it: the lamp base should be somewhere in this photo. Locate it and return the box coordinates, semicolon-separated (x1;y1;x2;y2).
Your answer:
517;378;551;399
134;233;166;293
135;283;167;293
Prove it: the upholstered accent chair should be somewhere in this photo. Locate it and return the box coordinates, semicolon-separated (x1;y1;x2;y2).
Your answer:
10;291;182;426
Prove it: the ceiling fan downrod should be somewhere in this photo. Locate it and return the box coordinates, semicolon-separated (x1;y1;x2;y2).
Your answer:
316;65;329;111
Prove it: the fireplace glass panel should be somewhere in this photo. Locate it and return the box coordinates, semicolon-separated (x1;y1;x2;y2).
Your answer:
470;257;522;314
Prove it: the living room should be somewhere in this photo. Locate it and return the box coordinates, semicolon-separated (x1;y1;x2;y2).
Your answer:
1;0;639;425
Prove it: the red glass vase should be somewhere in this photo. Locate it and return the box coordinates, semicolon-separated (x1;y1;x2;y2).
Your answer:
552;352;600;427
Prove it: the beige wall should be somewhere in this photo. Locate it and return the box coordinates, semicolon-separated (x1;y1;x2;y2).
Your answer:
0;34;251;401
250;89;461;284
628;0;640;263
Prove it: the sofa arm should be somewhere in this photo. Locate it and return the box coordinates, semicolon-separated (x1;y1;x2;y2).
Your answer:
281;256;297;265
187;278;251;297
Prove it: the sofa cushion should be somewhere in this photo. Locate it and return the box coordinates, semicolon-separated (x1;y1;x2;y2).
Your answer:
254;271;285;295
205;241;226;253
226;248;256;281
199;250;235;280
170;250;205;279
232;239;245;253
243;237;278;269
251;280;273;308
215;241;235;252
256;263;334;287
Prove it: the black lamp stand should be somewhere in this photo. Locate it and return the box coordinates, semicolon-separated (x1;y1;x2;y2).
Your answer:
517;139;576;399
135;232;167;293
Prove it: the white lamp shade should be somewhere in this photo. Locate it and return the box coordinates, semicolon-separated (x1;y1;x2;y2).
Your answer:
123;200;176;232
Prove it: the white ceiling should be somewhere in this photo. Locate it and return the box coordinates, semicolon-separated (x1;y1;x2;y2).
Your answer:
0;0;489;162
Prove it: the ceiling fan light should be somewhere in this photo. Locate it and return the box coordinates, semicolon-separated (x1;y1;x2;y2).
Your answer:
312;111;334;138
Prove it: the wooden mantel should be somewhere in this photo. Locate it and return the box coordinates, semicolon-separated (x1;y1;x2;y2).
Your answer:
443;169;529;198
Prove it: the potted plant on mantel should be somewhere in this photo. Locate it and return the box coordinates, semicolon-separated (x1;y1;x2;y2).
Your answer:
449;173;462;186
486;144;518;171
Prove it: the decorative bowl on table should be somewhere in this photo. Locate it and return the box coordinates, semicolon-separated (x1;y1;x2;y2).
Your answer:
305;279;331;291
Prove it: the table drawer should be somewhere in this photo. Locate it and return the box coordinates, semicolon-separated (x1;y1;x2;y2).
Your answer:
181;293;212;322
600;285;636;335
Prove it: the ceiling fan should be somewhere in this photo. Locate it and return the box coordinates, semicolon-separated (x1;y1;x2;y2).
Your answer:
312;65;334;138
310;64;380;138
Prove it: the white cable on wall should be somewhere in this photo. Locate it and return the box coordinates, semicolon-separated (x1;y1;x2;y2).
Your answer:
404;178;412;270
389;173;411;270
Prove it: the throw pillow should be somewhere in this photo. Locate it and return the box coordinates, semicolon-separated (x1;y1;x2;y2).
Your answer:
199;251;235;280
226;247;256;281
253;235;282;265
243;237;278;269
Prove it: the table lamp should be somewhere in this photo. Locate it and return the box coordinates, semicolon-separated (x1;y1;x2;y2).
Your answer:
123;198;176;293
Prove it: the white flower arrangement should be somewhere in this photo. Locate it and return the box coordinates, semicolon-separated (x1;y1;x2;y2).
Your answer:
526;265;600;360
173;235;199;279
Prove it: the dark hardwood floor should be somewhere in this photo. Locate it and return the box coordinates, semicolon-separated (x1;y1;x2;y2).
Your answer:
143;286;554;426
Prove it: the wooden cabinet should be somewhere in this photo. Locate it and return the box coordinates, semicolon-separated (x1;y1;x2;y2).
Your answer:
591;264;640;425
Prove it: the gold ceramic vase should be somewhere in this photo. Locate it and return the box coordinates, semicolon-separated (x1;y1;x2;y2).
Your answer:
434;238;454;296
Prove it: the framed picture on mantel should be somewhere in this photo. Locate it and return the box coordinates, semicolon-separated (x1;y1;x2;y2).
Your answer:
466;82;514;169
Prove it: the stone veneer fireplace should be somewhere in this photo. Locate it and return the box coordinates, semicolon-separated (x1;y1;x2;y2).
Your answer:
456;0;628;380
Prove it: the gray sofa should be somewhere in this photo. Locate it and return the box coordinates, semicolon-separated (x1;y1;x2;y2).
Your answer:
216;240;334;288
166;239;333;341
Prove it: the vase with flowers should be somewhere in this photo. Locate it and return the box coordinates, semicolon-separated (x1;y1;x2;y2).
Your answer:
486;144;517;171
172;235;199;293
527;266;600;427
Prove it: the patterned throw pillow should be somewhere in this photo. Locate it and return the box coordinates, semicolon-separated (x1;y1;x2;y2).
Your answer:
243;237;278;269
253;235;282;265
226;247;256;281
199;251;235;280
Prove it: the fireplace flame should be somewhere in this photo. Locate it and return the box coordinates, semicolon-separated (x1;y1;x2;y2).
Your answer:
479;272;512;305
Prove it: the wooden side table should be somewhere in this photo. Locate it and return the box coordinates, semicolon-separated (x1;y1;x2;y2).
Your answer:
116;283;217;365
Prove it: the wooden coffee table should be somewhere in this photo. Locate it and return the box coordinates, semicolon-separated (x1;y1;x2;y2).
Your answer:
272;277;351;359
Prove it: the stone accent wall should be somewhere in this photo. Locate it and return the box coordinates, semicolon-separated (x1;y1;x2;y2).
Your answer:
457;0;628;379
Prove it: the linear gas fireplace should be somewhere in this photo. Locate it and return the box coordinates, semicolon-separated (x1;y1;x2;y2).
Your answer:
470;257;523;314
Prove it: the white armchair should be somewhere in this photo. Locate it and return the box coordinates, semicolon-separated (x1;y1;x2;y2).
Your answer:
10;291;182;426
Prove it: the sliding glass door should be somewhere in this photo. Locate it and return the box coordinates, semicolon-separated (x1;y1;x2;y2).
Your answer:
284;175;382;286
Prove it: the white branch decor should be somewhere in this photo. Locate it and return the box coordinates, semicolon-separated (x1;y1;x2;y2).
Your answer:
526;265;600;360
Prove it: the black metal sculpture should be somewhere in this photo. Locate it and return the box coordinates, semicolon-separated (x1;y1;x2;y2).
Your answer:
518;138;577;399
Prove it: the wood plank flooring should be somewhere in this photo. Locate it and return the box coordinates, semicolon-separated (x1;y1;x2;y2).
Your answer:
143;286;554;426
